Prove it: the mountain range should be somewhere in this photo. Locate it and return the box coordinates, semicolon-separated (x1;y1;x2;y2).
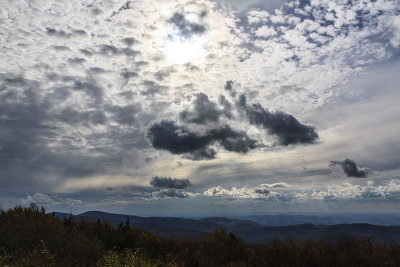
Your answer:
51;211;400;244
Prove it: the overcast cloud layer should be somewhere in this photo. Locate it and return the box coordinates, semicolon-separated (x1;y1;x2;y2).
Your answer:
0;0;399;215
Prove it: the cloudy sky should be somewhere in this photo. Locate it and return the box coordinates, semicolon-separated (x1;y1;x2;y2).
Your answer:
0;0;399;216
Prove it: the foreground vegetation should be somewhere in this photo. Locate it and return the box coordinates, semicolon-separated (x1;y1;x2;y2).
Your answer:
1;205;400;266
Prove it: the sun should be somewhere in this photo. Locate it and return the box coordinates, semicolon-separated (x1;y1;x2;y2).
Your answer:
157;7;208;65
163;37;206;65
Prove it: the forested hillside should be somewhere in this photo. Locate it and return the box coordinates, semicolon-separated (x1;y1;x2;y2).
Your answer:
1;205;400;266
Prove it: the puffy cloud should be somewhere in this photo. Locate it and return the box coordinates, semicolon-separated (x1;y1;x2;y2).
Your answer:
240;95;318;145
146;120;257;159
203;184;281;199
180;93;223;124
146;120;214;159
203;179;400;202
255;25;277;37
150;176;193;189
330;159;371;178
209;126;257;153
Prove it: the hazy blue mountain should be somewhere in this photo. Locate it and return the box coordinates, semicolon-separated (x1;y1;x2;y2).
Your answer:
48;211;400;244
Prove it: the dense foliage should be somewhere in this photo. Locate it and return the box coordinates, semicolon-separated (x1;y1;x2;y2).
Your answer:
1;205;399;266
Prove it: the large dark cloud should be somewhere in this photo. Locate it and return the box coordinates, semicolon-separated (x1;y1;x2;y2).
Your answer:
147;120;213;157
209;126;257;153
167;12;206;39
330;159;370;178
180;93;222;124
239;95;318;146
146;120;257;159
150;176;193;189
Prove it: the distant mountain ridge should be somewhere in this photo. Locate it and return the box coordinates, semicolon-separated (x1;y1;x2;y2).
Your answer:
50;211;400;244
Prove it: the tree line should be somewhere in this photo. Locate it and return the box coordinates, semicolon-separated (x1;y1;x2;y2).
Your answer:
0;204;399;266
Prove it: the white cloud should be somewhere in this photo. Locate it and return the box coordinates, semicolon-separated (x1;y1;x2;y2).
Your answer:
260;182;289;188
255;25;277;37
391;16;400;47
203;185;265;199
203;179;400;202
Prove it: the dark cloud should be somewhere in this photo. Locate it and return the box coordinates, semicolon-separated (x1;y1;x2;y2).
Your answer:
330;159;370;178
99;45;119;56
146;120;213;158
240;95;318;146
180;93;221;124
153;189;190;199
150;176;193;189
135;61;149;69
73;30;87;36
46;28;87;39
167;12;206;39
122;37;137;46
255;189;270;195
209;126;257;153
97;45;140;58
146;120;257;159
52;46;70;51
189;147;217;160
238;94;247;108
46;27;70;38
224;80;236;97
119;47;141;57
121;71;138;81
80;49;93;56
108;0;134;20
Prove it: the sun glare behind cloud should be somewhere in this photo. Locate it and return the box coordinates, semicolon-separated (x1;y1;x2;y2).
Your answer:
163;37;206;64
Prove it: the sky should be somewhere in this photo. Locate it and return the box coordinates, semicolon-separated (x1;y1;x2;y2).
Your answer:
0;0;399;216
